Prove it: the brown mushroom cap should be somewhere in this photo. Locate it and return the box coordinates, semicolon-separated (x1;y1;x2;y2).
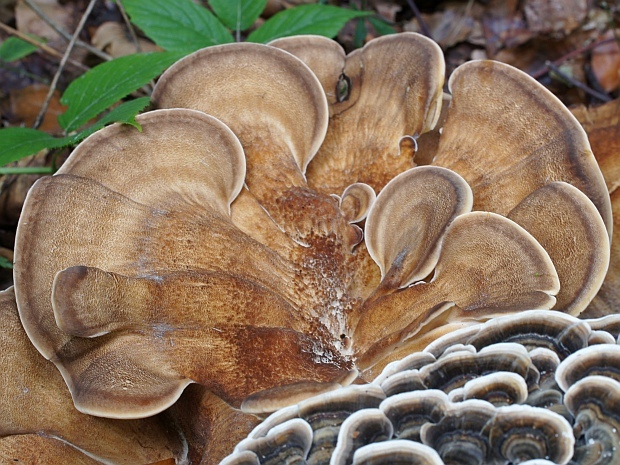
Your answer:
270;33;445;195
364;166;473;291
0;287;184;463
354;212;559;368
339;183;377;224
14;109;351;418
507;181;610;315
432;60;612;239
555;344;620;392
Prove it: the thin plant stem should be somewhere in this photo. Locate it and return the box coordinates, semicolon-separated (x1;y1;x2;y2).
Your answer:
115;0;142;53
33;0;99;130
405;0;432;39
545;61;612;102
0;22;88;71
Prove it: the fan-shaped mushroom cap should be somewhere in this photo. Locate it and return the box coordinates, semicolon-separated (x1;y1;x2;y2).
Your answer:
331;408;394;465
352;440;444;465
460;310;592;359
488;405;574;464
270;33;445;194
364;166;473;291
432;60;612;239
507;182;610;315
420;399;496;465
339;183;377;223
234;418;313;464
354;212;559;368
380;390;450;442
0;287;184;463
555;344;620;392
564;376;620;464
460;372;528;406
14;109;351;418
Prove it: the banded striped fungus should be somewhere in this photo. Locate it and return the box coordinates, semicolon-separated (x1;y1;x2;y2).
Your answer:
222;312;619;465
8;33;614;463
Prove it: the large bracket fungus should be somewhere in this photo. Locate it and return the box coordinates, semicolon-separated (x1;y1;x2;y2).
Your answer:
7;32;617;463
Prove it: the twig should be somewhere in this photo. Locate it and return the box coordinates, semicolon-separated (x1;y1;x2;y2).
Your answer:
530;37;617;79
22;0;112;61
115;0;142;53
0;22;88;71
545;61;612;103
405;0;432;39
33;0;98;130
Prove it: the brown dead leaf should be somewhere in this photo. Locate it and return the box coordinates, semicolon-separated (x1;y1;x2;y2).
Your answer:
15;0;73;43
91;22;160;58
524;0;587;36
10;84;66;133
591;30;620;93
372;0;401;23
404;1;485;49
481;0;533;56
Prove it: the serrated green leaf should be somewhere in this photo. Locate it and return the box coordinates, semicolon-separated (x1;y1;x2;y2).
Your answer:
367;16;396;36
208;0;267;32
0;128;69;166
247;4;371;43
59;52;180;133
0;37;38;62
123;0;233;52
67;97;150;145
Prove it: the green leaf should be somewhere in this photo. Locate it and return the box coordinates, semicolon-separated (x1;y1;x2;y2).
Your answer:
247;4;371;43
67;97;150;145
59;52;180;133
208;0;268;32
0;256;13;269
122;0;233;52
0;98;150;165
367;16;396;36
0;37;38;62
0;128;69;166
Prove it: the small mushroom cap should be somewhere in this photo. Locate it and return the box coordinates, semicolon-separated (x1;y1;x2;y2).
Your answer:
352;439;444;465
331;409;394;465
364;166;473;289
564;376;620;465
235;418;313;464
420;399;497;465
340;183;377;223
433;59;612;239
507;181;610;315
555;344;620;392
380;390;450;442
489;405;574;464
460;371;529;406
272;33;445;194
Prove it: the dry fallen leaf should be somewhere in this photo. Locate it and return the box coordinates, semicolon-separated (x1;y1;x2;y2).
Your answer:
591;30;620;93
9;83;66;133
91;21;160;58
523;0;587;36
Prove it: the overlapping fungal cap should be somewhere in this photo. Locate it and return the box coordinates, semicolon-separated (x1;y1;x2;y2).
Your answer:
223;311;620;465
14;107;353;419
0;287;184;463
270;33;445;194
10;32;616;465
